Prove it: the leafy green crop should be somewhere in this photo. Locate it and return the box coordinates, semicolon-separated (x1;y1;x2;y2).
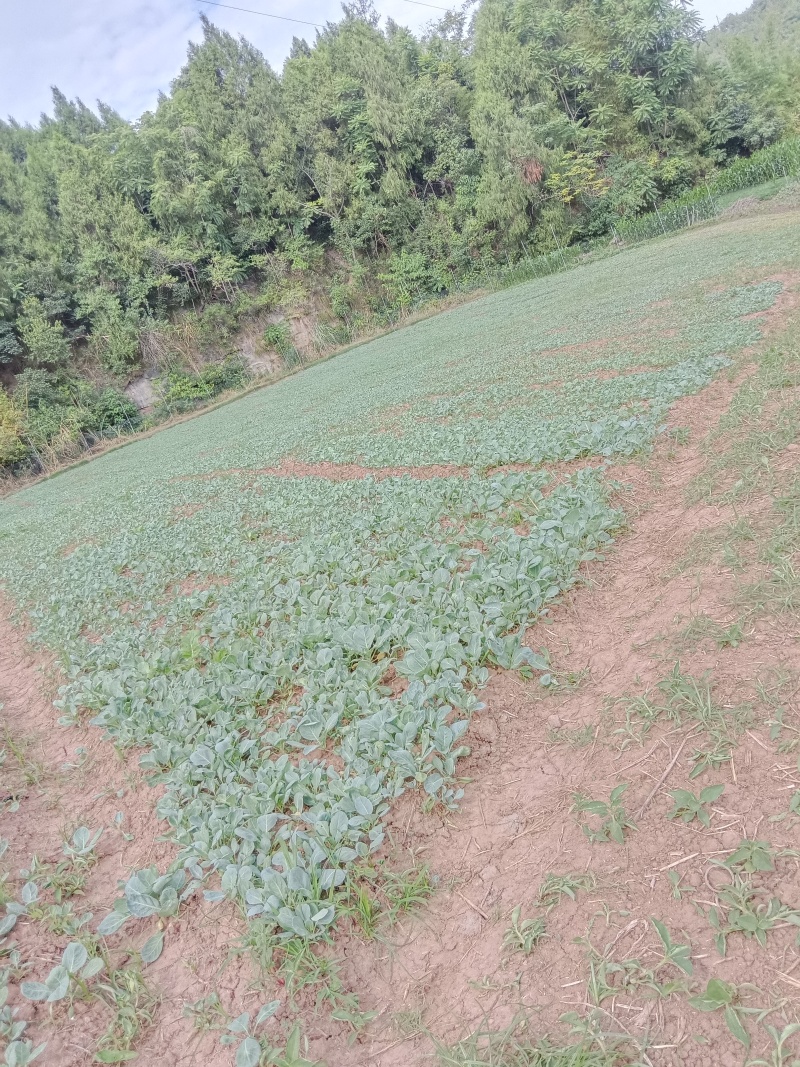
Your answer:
1;214;797;939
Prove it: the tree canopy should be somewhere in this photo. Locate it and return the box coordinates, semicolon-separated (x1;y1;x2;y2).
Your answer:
0;0;797;473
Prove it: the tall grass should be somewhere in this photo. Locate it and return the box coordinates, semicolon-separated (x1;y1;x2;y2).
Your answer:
615;136;800;243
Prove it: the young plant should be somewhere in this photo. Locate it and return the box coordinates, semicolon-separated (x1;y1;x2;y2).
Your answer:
707;872;800;954
688;978;761;1048
95;965;159;1061
502;907;546;956
380;863;433;921
651;918;693;975
746;1022;800;1067
536;871;597;911
572;784;636;844
724;839;775;875
2;1041;47;1067
62;826;103;866
20;941;104;1004
667;784;725;827
219;1000;280;1067
98;864;198;935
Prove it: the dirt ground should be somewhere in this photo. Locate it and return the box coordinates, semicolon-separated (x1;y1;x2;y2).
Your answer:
1;266;799;1066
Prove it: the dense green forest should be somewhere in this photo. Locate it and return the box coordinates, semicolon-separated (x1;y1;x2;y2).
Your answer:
1;0;799;475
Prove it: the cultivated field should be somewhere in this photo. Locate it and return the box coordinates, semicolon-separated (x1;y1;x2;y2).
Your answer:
1;195;800;1067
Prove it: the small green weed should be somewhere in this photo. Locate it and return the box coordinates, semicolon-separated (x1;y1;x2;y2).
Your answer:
536;871;597;911
380;863;434;921
435;1014;632;1066
724;839;775;875
667;784;725;827
572;784;636;844
746;1022;800;1067
707;870;800;954
546;723;597;747
502;907;546;956
688;978;765;1049
613;664;751;775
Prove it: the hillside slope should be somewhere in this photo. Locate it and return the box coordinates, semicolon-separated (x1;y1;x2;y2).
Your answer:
706;0;800;49
0;194;800;1065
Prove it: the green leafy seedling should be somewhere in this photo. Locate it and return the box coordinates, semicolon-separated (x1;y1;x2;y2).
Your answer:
746;1022;800;1066
20;941;104;1003
708;873;800;954
572;784;636;844
502;907;546;956
688;978;758;1048
724;839;775;874
536;871;596;911
3;1040;47;1067
667;784;725;827
652;918;693;975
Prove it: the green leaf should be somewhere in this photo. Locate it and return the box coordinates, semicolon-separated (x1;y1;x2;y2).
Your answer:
699;784;725;804
81;957;105;980
255;1000;280;1027
688;978;733;1011
19;981;51;1002
94;1052;138;1063
724;1005;750;1048
62;942;88;974
235;1036;261;1067
140;931;164;965
98;911;129;937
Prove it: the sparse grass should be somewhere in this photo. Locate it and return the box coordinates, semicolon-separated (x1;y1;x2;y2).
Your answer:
689;343;800;506
95;966;160;1060
435;1016;634;1066
612;664;752;775
380;863;434;922
675;614;745;650
536;872;597;912
547;723;597;747
738;477;800;620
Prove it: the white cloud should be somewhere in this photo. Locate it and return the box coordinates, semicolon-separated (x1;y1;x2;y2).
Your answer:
0;0;750;127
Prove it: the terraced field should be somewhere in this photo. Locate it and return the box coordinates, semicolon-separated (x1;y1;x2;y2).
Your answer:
1;201;800;1067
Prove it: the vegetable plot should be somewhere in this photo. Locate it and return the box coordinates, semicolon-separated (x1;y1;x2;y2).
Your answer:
1;216;798;941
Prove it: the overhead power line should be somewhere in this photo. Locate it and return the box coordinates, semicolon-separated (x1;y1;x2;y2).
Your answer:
197;0;323;27
197;0;452;30
396;0;451;9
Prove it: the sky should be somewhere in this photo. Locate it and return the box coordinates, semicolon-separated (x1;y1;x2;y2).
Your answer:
1;0;753;127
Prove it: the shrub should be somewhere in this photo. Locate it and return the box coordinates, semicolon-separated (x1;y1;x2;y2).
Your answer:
0;390;26;467
157;358;249;411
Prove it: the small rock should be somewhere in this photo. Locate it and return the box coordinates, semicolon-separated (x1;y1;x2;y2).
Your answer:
480;864;499;883
777;880;800;909
458;910;484;936
547;714;563;729
720;830;739;850
473;718;499;744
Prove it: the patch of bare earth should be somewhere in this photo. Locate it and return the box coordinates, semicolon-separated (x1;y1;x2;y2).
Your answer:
309;335;800;1065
